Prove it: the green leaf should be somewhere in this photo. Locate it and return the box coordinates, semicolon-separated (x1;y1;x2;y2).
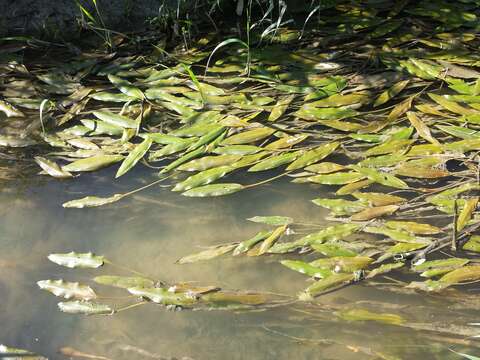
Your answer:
280;260;333;278
182;183;244;197
307;172;365;185
286;141;339;170
93;275;155;289
349;165;408;189
299;273;354;300
337;308;404;325
128;287;197;306
107;74;144;99
92;110;138;128
221;127;275;145
177;243;237;264
116;137;153;178
247;216;293;226
233;230;273;256
62;154;124;172
248;151;301;172
35;156;73;179
173;166;234;192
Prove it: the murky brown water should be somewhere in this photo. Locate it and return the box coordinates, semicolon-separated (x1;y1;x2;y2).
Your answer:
0;165;479;359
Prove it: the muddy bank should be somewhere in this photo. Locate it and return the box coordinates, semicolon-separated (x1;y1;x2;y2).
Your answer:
1;0;187;38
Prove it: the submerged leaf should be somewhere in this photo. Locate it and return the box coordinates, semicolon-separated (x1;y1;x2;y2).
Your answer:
337;308;404;325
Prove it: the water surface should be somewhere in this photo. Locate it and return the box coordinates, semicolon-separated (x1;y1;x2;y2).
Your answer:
0;165;478;359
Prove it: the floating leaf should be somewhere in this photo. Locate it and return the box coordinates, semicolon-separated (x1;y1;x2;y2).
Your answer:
307;172;365;185
312;198;367;215
265;134;309;150
457;197;478;231
365;139;413;157
305;162;345;174
373;79;410;107
350;166;408;189
107;74;144;99
295;106;358;121
312;243;358;257
127;287;197;306
363;226;418;243
213;145;263;155
233;230;273;256
182;183;244;197
81;119;123;136
268;223;359;253
406;111;439;144
428;93;477;116
413;258;469;274
221;127;275;145
247;216;293;226
309;256;373;272
58;301;113;315
93;275;155;289
178;155;241;171
90;91;135;102
62;154;124;172
299;273;354;300
287;142;339;170
0;344;47;359
62;194;124;208
258;225;287;255
177;243;237;264
463;235;480;253
201;291;268;307
48;252;104;268
248;151;301;172
280;260;333;278
173;166;234;192
352;192;406;206
116;137;153;178
37;279;96;300
366;262;404;279
440;265;480;285
35;156;73;179
351;205;399;221
92;110;138;128
378;242;427;262
0;99;25;117
268;95;295;122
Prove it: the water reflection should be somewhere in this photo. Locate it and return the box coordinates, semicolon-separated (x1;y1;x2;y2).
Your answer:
0;168;478;359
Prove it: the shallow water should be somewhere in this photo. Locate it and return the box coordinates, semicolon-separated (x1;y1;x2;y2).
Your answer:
1;165;479;360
